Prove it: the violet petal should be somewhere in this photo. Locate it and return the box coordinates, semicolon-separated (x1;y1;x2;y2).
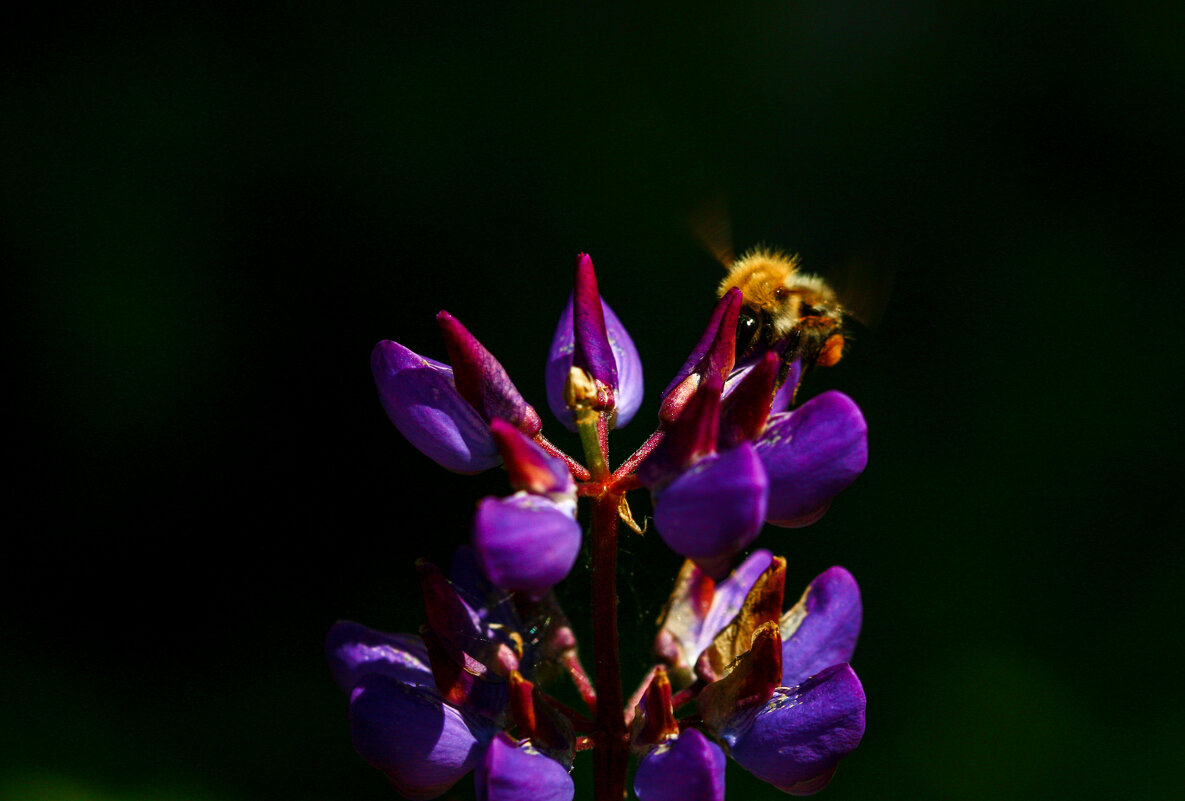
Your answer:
781;566;863;687
475;733;575;801
473;494;581;600
653;443;768;579
348;673;496;800
634;728;726;801
662;289;742;401
371;340;500;474
326;621;433;693
756;391;868;527
721;663;866;795
545;292;643;431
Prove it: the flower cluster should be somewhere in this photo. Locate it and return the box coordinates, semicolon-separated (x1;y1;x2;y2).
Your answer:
330;253;869;800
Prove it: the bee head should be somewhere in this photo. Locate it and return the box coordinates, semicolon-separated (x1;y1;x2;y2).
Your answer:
735;307;765;360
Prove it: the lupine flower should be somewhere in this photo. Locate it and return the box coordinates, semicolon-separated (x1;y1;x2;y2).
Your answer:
340;251;871;798
371;311;542;474
327;550;581;799
692;558;866;795
545;253;644;430
639;293;868;574
472;419;581;599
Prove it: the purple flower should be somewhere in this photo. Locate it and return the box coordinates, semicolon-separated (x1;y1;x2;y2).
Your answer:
328;553;579;799
545;253;643;430
371;340;501;473
695;563;867;795
476;733;575;801
370;311;541;474
326;621;497;799
634;727;726;801
641;301;868;576
472;420;581;600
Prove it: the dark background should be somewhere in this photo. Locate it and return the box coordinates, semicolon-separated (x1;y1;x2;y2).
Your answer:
4;3;1183;800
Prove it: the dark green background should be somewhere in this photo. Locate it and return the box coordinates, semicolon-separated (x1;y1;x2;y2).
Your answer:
4;3;1182;800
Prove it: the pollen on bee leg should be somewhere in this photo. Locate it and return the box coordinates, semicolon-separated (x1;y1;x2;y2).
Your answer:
816;334;844;368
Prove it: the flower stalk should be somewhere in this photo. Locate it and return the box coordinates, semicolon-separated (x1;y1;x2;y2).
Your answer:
333;250;871;801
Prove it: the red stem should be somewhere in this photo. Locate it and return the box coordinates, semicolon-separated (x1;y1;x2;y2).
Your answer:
591;492;628;801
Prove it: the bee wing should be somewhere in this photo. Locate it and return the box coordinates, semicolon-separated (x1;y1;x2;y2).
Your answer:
689;193;735;268
828;250;896;329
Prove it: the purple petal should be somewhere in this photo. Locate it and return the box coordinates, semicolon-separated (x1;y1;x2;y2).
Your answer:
756;391;868;527
637;374;722;491
371;340;501;474
653;443;768;579
473;494;581;600
781;567;863;687
545;292;643;431
662;288;742;403
572;253;618;387
634;728;726;801
349;673;496;800
438;311;542;436
721;664;866;795
326;621;434;693
475;733;575;801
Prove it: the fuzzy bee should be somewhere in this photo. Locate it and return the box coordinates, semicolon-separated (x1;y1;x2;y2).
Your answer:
717;246;846;369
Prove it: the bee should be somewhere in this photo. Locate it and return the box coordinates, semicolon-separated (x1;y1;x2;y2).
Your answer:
717;246;846;369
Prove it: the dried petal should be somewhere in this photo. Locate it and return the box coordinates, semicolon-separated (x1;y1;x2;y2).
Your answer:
654;550;774;684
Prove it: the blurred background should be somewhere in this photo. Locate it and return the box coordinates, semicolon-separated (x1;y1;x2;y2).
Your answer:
3;2;1183;800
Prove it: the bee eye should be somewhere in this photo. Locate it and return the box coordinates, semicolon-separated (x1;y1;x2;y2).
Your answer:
735;311;761;359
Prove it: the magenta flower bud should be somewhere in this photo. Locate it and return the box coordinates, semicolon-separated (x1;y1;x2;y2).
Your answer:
475;733;574;801
472;494;581;601
659;288;741;423
371;340;501;473
718;350;779;449
545;255;643;431
756;390;868;527
634;727;726;801
572;253;618;389
438;310;542;436
637;374;723;491
489;418;575;496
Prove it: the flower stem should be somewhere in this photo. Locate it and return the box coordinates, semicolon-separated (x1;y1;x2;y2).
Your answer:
590;491;628;801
